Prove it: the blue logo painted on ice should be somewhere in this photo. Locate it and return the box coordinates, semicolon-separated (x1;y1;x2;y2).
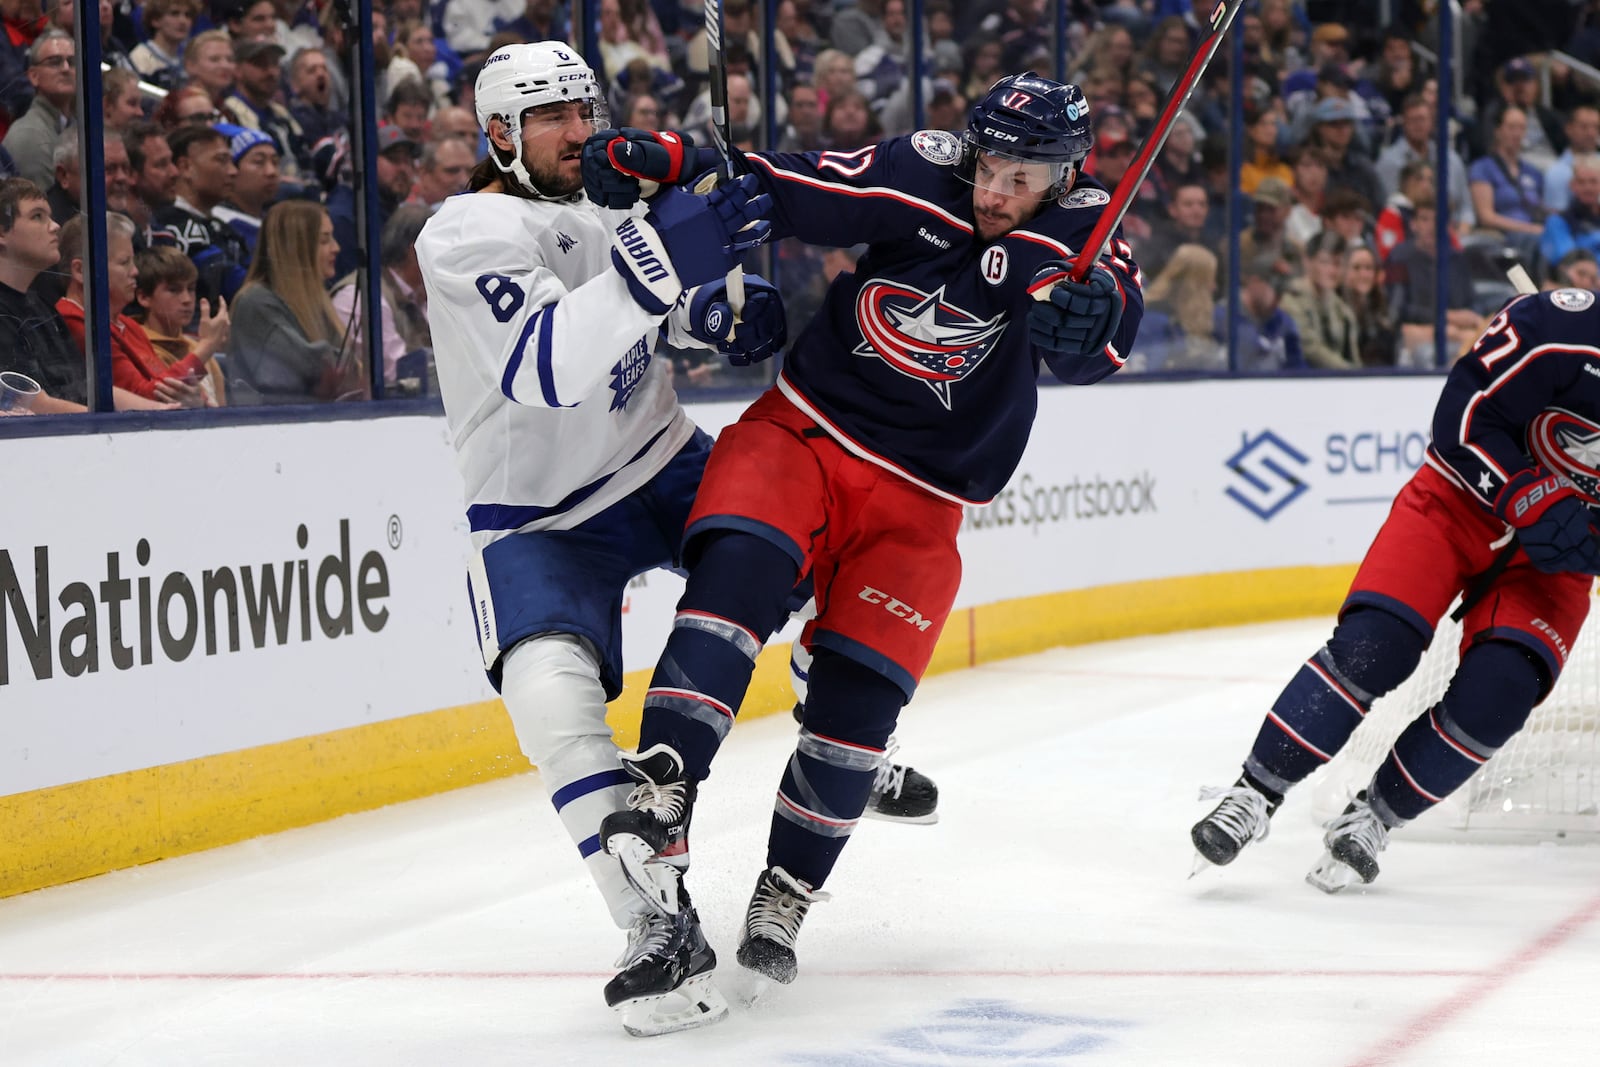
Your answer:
1225;429;1310;520
784;999;1133;1064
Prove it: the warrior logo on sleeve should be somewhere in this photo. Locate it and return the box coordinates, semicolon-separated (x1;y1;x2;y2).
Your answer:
853;281;1007;409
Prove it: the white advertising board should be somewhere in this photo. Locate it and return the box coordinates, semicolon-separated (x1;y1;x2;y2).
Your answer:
1;376;1444;796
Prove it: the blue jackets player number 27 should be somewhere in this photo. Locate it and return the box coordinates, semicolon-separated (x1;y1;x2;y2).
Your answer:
722;76;1143;504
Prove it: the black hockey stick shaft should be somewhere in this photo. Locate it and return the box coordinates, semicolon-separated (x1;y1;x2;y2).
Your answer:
1067;0;1247;282
1450;538;1518;622
703;0;745;312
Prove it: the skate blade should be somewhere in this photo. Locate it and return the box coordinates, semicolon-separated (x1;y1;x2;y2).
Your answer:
616;973;729;1038
862;807;939;826
1188;851;1214;880
607;834;679;917
1305;850;1360;894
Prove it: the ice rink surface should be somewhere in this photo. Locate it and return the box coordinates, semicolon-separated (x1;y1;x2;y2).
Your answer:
5;617;1600;1066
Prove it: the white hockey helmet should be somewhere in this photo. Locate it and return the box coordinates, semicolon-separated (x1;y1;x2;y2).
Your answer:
474;41;607;197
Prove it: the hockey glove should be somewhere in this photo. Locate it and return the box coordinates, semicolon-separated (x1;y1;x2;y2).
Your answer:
584;128;724;208
686;274;787;365
1026;261;1123;359
611;175;773;315
1494;468;1600;574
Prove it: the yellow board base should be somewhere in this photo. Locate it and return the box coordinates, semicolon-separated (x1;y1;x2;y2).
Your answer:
0;563;1355;899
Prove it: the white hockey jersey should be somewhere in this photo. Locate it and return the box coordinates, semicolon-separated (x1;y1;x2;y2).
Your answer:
417;190;698;549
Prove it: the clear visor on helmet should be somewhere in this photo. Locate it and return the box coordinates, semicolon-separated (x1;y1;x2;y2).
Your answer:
519;96;609;139
960;149;1069;198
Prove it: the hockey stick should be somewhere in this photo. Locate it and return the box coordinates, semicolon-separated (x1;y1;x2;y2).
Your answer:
703;0;745;315
1448;265;1541;622
1052;0;1248;287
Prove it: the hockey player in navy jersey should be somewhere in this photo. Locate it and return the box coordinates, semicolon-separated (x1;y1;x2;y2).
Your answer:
1192;287;1600;892
414;42;782;1036
587;73;1144;985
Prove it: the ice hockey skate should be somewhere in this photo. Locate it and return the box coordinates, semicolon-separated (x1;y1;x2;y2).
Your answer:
735;865;830;989
1306;791;1392;894
606;892;727;1037
601;744;696;916
1190;781;1275;872
790;703;939;824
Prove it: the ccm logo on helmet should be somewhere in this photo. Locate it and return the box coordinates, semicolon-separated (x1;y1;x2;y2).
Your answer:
858;586;934;631
982;127;1020;141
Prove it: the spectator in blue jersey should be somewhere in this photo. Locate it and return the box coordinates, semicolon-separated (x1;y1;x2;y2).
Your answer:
589;72;1143;991
1540;156;1600;268
1233;253;1304;372
151;124;252;312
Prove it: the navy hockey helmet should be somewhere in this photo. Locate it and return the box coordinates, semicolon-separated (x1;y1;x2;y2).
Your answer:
960;73;1093;199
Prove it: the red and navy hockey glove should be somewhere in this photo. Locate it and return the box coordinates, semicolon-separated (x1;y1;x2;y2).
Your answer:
1026;261;1123;359
686;274;787;365
583;127;704;209
1494;468;1600;574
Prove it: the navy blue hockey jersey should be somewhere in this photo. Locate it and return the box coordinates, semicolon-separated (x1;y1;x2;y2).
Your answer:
1429;288;1600;510
742;131;1144;505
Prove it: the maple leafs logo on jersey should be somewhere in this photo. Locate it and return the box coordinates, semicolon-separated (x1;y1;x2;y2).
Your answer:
853;281;1007;409
609;335;651;411
1528;408;1600;505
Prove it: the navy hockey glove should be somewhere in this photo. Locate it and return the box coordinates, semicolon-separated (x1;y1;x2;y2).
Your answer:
583;127;696;208
1494;469;1600;574
686;274;787;365
1026;261;1124;359
611;175;773;315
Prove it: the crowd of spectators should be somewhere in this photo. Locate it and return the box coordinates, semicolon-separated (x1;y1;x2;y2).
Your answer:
5;0;1600;415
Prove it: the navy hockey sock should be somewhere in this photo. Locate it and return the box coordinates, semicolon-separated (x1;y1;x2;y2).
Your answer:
767;649;905;889
1370;640;1546;825
1245;607;1427;795
637;532;798;780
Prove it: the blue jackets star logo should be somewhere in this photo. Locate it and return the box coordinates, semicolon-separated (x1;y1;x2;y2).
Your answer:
853;281;1007;408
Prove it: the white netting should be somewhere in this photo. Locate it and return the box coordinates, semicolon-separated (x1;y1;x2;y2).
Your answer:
1309;585;1600;842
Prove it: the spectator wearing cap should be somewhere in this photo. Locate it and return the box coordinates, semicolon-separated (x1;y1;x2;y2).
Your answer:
287;46;341;165
1384;200;1483;367
129;0;196;92
1308;97;1383;218
326;124;417;278
1543;105;1600;214
1478;57;1564;172
1376;93;1474;231
408;134;473;211
1239;176;1302;277
151;124;252;309
1283;23;1352;95
1469;105;1546;264
1286;62;1380;151
3;30;72;192
1233;254;1304;372
212;124;279;253
222;37;304;182
1539;156;1600;268
1240;104;1291;197
1281;231;1360;371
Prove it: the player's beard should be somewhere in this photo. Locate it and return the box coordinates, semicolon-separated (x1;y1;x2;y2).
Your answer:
527;142;585;198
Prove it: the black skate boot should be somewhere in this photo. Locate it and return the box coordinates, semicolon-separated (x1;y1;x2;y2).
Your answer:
605;888;727;1037
792;704;939;825
1306;790;1393;893
735;865;829;985
601;744;697;916
1191;778;1278;868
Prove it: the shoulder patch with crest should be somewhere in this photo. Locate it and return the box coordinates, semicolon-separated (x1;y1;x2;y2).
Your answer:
1551;288;1596;312
911;129;962;165
1058;187;1110;209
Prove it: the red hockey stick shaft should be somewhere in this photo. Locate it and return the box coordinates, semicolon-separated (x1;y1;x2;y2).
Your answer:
1068;0;1248;281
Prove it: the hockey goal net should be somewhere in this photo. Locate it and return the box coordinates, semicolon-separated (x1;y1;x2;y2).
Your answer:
1309;583;1600;841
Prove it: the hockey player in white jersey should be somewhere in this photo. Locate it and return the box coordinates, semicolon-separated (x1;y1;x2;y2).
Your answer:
415;42;779;1036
